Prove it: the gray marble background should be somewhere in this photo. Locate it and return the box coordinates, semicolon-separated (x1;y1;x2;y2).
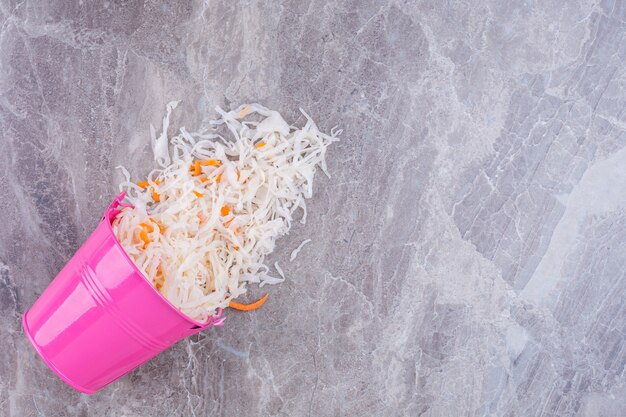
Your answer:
1;0;625;416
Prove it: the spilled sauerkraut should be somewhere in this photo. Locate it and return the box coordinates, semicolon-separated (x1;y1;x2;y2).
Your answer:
112;102;339;322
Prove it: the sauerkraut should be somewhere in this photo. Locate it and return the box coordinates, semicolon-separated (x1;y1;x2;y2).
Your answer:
112;102;338;322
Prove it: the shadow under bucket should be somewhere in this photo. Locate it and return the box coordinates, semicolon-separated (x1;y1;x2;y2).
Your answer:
23;192;222;394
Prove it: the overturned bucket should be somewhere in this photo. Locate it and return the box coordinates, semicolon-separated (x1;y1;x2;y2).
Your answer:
23;192;223;394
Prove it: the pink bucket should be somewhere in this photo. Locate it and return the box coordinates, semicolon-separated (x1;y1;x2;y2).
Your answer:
22;192;223;394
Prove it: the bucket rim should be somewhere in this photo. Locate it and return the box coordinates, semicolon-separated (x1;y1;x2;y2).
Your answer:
103;192;214;329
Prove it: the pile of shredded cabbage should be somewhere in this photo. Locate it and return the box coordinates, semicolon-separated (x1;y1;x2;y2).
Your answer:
112;102;339;322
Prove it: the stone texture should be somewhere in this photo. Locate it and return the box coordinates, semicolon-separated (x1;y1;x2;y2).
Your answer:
1;0;625;416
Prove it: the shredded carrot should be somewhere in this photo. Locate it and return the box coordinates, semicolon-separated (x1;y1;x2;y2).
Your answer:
139;179;161;201
200;176;209;183
234;227;239;234
237;170;241;181
155;221;166;233
238;106;250;118
216;173;222;183
224;218;234;227
193;191;204;198
200;159;221;167
139;229;150;248
233;246;240;250
139;223;155;248
229;294;268;311
155;265;164;290
255;142;265;148
140;179;161;186
221;205;230;216
191;159;220;173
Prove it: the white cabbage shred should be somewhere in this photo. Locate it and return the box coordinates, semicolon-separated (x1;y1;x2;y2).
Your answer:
290;239;312;262
112;103;338;322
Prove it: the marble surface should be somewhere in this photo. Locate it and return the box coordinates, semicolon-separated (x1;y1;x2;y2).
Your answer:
1;0;625;415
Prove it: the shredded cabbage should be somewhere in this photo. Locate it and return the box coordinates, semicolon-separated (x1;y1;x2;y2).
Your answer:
290;239;312;262
112;103;338;322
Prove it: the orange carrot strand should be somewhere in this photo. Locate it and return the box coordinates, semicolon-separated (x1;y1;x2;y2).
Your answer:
200;159;221;167
229;294;268;311
139;229;150;248
238;106;250;118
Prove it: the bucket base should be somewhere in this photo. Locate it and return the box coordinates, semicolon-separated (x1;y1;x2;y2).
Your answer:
23;313;95;395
